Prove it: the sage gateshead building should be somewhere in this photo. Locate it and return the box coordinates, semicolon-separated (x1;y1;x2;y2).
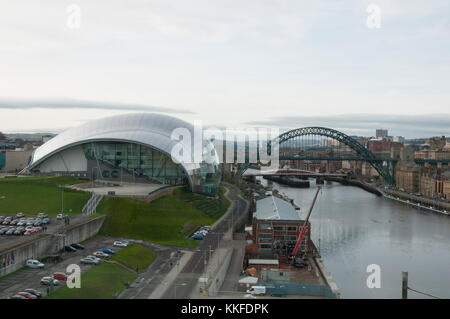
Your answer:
25;113;221;196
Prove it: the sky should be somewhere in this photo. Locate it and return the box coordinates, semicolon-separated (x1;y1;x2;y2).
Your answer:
0;0;449;138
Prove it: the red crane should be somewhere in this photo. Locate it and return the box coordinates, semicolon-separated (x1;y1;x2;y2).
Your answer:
291;186;322;258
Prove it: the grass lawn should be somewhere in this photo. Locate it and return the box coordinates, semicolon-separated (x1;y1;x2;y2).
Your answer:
47;244;156;299
110;244;157;272
47;263;136;299
0;176;89;216
97;186;230;246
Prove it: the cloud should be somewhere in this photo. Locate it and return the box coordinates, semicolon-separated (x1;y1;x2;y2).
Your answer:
245;114;450;138
0;98;195;114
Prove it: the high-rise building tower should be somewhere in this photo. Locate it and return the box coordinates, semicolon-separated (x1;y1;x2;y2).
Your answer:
376;129;388;138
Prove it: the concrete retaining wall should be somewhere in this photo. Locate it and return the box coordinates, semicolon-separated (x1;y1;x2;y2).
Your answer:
207;248;233;297
0;216;105;277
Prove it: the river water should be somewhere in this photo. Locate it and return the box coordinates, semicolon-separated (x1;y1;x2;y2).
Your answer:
259;177;450;299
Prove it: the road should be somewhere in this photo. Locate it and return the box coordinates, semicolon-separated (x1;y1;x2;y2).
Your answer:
161;183;248;299
0;236;125;299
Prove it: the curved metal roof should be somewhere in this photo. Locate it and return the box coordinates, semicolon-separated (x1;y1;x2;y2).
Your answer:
28;113;218;182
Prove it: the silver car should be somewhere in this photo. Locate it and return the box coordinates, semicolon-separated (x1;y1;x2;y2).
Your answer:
80;257;100;265
40;277;59;286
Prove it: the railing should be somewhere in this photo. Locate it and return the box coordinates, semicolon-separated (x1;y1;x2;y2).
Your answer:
82;193;104;216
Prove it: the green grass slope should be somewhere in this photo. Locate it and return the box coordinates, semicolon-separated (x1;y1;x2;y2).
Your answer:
0;176;89;216
110;244;157;272
97;186;230;246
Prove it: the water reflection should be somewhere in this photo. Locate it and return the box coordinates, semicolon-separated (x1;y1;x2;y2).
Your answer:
260;178;450;298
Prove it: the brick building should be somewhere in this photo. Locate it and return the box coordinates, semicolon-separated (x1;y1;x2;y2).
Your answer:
249;196;311;255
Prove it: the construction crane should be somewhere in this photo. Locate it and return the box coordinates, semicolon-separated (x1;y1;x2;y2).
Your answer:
290;186;322;258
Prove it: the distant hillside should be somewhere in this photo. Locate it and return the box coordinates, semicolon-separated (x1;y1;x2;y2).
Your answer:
4;133;56;141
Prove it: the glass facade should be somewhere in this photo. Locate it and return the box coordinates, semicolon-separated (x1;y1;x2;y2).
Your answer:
82;141;221;196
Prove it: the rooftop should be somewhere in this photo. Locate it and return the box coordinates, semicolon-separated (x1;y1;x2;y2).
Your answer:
254;196;301;221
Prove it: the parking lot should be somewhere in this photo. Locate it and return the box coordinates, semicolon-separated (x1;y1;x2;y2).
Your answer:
0;236;126;299
0;213;85;251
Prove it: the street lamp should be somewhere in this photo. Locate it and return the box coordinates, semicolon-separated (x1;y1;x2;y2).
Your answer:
57;185;64;215
174;282;187;299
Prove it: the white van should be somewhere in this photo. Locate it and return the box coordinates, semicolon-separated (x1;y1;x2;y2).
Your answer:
246;286;266;295
26;259;44;268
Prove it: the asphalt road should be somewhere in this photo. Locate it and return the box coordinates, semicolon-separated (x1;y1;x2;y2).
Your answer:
161;184;248;299
0;236;124;299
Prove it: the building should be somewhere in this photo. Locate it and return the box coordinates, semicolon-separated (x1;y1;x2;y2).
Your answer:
249;196;311;254
395;164;420;193
376;129;388;139
0;143;34;173
367;138;391;154
25;113;221;195
414;150;450;161
393;136;405;144
428;136;447;150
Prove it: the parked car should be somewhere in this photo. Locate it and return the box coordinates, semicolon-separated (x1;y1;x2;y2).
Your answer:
71;243;85;249
16;212;25;218
93;251;110;258
24;289;42;298
17;220;27;226
40;277;59;286
53;272;68;281
37;213;48;218
25;226;34;232
80;257;100;265
33;220;42;226
56;214;64;220
63;246;76;252
6;228;16;235
23;231;33;236
10;219;18;226
9;295;27;299
192;234;204;240
26;259;44;268
99;248;115;255
0;228;8;235
14;227;25;235
16;292;37;299
86;255;101;261
113;241;128;247
42;218;51;225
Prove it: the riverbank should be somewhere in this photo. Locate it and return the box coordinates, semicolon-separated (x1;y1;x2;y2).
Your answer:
260;177;450;298
263;175;310;188
324;177;382;196
382;188;450;214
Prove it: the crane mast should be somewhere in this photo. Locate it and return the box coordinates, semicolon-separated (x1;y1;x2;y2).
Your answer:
291;186;321;257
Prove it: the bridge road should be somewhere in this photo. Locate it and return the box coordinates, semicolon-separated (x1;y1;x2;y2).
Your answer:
161;184;248;299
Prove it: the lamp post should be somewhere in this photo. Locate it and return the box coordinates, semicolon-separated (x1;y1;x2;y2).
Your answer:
57;185;64;215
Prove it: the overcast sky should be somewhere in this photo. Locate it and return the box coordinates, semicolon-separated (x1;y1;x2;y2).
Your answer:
1;0;449;138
